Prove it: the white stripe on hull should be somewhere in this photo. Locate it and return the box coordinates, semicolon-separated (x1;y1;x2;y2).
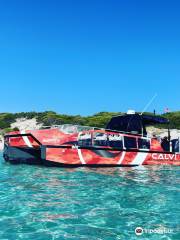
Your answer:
20;130;33;148
131;152;148;165
117;151;126;164
77;148;86;164
77;132;86;164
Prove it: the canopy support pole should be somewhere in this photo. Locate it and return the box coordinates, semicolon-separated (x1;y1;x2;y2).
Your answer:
168;123;171;152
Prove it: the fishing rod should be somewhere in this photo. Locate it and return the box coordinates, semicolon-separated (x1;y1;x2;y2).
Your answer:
140;93;158;115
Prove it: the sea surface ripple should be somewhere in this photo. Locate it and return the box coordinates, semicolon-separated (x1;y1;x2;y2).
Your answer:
0;153;179;240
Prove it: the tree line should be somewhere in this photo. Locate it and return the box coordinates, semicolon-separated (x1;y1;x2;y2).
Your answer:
0;111;179;132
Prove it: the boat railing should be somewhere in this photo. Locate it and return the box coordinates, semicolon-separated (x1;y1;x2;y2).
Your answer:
40;123;153;138
5;129;179;154
4;133;42;146
40;124;180;152
78;131;151;151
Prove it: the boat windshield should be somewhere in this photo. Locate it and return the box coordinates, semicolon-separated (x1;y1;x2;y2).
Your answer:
58;124;95;134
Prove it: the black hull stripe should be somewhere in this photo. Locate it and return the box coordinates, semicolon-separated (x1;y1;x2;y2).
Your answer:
44;145;175;154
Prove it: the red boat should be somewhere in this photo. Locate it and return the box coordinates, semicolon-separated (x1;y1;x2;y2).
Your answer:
3;111;180;166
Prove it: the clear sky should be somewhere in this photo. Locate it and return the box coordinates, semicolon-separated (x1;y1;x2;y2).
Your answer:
0;0;179;115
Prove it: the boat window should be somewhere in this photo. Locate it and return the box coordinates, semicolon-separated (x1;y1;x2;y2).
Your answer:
108;134;123;148
138;138;150;150
93;132;108;146
124;136;137;149
78;132;92;146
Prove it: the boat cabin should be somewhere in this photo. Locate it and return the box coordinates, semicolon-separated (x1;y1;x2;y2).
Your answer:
78;111;179;153
106;112;169;136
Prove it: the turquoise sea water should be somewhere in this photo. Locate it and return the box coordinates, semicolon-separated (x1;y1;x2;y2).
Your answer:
0;153;179;240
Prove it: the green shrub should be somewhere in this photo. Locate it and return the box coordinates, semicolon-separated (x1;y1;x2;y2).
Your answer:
0;111;179;130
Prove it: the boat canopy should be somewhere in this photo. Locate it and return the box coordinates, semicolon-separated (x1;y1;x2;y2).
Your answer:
106;114;169;135
141;115;169;125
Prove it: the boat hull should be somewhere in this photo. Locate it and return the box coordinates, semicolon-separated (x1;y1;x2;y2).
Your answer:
3;128;180;166
3;145;42;165
3;145;180;166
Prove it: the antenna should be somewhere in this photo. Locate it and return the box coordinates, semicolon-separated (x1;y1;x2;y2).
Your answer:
140;93;157;115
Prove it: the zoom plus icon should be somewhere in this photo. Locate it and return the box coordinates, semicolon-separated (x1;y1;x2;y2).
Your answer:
135;227;143;236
